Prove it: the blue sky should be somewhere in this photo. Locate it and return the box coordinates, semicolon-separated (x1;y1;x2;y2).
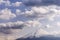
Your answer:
1;0;60;40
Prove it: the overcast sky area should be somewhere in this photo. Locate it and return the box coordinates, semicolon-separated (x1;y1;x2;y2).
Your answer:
1;0;60;40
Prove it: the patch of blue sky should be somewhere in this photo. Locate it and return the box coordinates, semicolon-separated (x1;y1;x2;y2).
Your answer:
0;4;6;10
8;5;26;13
9;0;22;3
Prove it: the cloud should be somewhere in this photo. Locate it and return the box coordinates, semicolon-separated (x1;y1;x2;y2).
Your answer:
17;6;49;20
0;8;16;20
0;0;22;6
56;22;60;26
25;20;41;27
0;21;24;27
4;0;11;6
45;24;51;28
0;0;4;4
13;20;42;38
16;9;22;15
35;29;49;37
16;5;58;21
35;28;60;37
13;4;60;38
0;20;41;31
0;0;11;6
0;21;24;34
1;0;60;39
0;20;42;39
22;0;60;6
22;0;42;6
12;1;22;7
32;6;48;14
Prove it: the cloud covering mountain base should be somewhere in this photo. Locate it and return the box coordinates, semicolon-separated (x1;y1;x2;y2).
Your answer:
0;0;60;40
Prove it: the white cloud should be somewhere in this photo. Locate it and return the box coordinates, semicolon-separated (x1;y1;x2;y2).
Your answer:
32;6;48;14
51;31;60;35
35;29;60;37
47;14;56;21
17;5;58;21
0;20;41;28
0;0;11;6
6;21;24;27
0;0;3;2
0;20;42;38
0;23;6;27
0;0;22;6
12;2;22;7
0;21;24;28
0;0;4;4
45;24;51;28
15;5;60;38
1;0;60;39
17;6;49;20
24;5;60;21
4;0;11;6
0;20;41;39
35;29;49;37
16;9;22;15
0;8;16;20
56;22;60;26
25;20;41;27
14;5;60;37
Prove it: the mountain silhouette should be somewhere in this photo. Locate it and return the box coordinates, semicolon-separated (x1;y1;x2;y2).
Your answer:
16;35;60;40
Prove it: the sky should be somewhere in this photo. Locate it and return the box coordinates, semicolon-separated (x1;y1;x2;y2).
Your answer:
1;0;60;40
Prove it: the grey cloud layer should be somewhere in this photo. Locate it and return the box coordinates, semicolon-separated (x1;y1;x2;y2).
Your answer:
22;0;60;6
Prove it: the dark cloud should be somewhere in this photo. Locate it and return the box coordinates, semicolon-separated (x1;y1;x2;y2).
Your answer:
22;0;60;6
0;24;24;34
0;27;11;34
9;0;22;3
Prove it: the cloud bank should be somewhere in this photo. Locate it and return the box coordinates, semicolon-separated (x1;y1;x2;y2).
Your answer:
1;0;60;40
23;0;60;6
